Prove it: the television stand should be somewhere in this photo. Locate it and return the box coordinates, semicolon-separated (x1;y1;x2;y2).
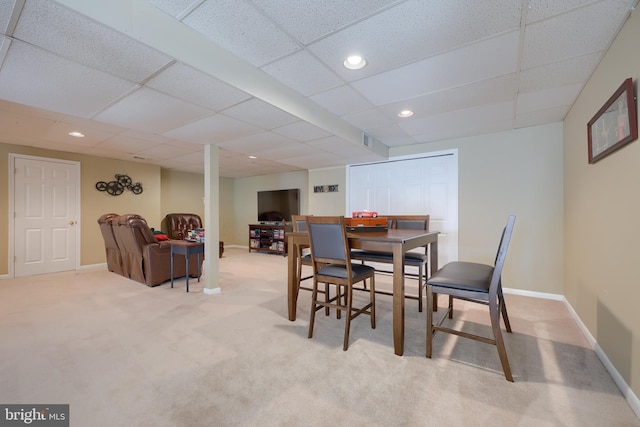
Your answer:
248;223;290;256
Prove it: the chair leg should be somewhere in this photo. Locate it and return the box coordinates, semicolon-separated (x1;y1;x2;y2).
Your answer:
498;284;512;332
426;285;434;358
490;299;513;382
370;275;376;329
324;282;330;316
343;284;353;351
308;279;319;339
418;264;423;312
448;295;454;319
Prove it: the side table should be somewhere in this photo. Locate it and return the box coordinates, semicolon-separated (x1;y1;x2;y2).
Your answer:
169;240;204;292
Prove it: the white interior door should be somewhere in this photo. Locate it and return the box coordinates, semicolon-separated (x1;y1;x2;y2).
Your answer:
347;150;458;266
13;155;79;277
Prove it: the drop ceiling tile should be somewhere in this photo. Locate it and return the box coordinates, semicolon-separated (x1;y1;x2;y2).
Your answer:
0;1;16;33
14;0;173;82
310;85;373;116
0;41;138;118
96;134;165;154
136;142;195;160
519;52;601;93
401;101;514;141
43;122;113;146
526;0;633;23
253;0;397;44
82;145;139;161
412;118;513;144
0;107;57;142
221;98;299;129
182;0;300;67
153;157;204;173
146;0;198;18
515;107;568;129
378;74;517;119
172;151;206;164
164;138;208;151
0;36;10;67
146;62;252;111
516;84;582;114
252;142;312;161
261;50;344;96
94;87;213;133
271;120;331;142
162;114;260;144
351;31;520;106
522;1;631;69
308;0;522;81
216;131;296;154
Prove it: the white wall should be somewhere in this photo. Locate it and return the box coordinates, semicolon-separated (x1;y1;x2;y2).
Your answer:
308;167;347;215
391;123;565;294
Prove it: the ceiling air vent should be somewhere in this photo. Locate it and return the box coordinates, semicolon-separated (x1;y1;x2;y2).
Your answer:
362;132;373;149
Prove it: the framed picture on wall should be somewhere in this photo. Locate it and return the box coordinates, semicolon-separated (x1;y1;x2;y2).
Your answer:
587;77;638;164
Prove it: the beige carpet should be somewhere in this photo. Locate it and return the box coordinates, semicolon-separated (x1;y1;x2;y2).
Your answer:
1;247;638;427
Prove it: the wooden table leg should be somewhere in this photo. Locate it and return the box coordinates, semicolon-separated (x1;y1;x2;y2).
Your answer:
392;242;405;356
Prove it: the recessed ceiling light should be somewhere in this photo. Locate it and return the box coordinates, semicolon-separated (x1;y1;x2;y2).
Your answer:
398;110;414;118
249;155;257;159
68;131;85;138
343;55;366;70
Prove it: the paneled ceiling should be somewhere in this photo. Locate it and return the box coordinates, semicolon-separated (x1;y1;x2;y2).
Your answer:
0;0;637;177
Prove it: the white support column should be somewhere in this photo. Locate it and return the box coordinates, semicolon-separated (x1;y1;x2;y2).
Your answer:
203;144;221;295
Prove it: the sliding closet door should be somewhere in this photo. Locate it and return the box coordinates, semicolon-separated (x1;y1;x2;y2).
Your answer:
347;150;458;265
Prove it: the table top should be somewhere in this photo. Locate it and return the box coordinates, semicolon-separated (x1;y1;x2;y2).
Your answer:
168;239;204;247
290;229;439;242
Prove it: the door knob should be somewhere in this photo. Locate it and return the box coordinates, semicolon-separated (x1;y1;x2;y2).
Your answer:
69;221;77;225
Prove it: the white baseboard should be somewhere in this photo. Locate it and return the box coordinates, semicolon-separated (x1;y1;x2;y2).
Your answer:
225;244;247;249
561;297;640;420
79;263;106;270
503;287;564;301
504;287;639;420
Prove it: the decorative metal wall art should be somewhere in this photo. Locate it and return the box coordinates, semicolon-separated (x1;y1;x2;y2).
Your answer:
96;174;143;196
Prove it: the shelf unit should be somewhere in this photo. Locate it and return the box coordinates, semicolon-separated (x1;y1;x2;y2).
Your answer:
248;223;290;256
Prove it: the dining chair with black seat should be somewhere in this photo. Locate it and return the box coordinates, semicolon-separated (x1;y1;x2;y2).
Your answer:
425;215;516;381
307;216;376;351
292;215;330;316
351;215;430;311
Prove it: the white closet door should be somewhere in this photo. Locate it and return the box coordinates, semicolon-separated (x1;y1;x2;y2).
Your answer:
13;156;79;277
347;151;458;265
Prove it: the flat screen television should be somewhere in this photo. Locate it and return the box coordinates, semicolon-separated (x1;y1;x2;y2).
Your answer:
257;188;300;223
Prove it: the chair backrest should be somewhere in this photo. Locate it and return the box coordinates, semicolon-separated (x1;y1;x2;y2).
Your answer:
389;214;430;231
291;215;308;232
97;213;120;251
306;216;349;266
164;213;203;240
489;215;516;298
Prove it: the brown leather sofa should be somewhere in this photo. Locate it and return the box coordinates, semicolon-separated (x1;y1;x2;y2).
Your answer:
104;214;201;287
97;213;125;275
165;213;224;257
165;213;203;240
